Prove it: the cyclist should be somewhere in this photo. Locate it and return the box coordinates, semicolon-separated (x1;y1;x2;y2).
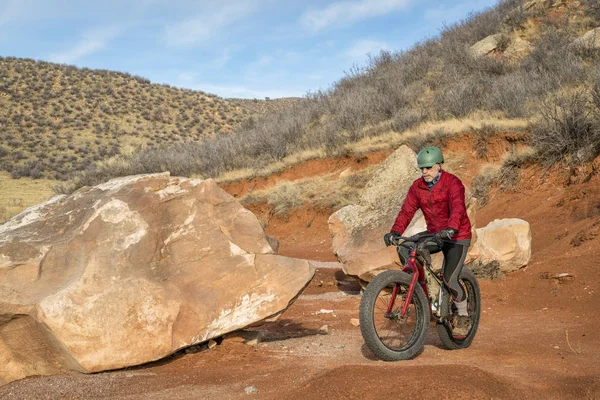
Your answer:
383;146;472;337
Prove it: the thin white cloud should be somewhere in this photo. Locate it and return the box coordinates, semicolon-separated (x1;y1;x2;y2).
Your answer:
49;26;122;64
345;39;391;59
165;1;258;47
300;0;413;33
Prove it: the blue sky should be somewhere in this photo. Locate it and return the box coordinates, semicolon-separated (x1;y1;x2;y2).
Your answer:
0;0;499;99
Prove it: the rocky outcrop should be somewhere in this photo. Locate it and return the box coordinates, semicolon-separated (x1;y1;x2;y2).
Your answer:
469;218;532;273
573;27;600;50
328;146;420;281
470;34;503;57
328;146;477;281
0;173;314;385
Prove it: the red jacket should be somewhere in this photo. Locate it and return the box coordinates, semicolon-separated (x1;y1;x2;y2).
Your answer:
391;171;472;240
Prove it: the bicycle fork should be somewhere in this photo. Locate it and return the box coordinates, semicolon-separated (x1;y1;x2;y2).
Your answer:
386;249;423;319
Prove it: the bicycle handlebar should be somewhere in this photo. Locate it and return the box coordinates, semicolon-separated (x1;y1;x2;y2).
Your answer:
390;233;440;248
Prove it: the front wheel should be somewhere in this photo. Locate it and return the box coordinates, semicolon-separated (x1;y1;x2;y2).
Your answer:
436;267;481;349
359;270;430;361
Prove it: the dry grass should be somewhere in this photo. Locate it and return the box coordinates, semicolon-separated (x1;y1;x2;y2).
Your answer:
343;115;531;155
8;0;600;194
0;172;57;223
240;168;375;218
470;147;537;205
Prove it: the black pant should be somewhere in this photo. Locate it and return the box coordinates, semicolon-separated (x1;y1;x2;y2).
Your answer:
398;236;471;302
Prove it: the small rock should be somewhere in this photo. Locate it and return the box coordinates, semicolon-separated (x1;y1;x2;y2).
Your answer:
554;273;573;278
470;33;503;57
208;339;217;349
319;324;329;333
350;318;360;327
314;309;336;317
315;309;334;315
244;386;259;394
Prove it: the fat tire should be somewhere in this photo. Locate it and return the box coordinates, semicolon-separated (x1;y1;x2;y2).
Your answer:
436;267;481;350
359;270;430;361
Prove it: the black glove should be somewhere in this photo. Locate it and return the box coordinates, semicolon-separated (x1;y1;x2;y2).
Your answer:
436;228;456;241
384;231;401;247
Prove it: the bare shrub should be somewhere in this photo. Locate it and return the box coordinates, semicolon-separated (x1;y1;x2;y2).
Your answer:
531;90;600;164
434;76;485;118
392;108;425;133
407;129;449;153
482;70;541;117
471;172;495;206
581;0;600;23
523;26;585;85
502;3;528;31
473;125;496;159
497;162;521;190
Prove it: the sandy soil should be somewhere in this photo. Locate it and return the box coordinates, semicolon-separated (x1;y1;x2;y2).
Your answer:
2;138;600;400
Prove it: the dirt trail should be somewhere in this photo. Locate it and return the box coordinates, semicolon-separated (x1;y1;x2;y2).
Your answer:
2;141;600;399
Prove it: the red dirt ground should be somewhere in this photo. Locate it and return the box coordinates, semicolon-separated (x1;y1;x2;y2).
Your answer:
2;138;600;400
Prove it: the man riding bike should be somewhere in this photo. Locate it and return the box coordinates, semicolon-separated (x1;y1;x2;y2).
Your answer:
383;146;472;337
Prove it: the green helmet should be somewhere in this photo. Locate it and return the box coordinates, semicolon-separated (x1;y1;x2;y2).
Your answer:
417;146;444;168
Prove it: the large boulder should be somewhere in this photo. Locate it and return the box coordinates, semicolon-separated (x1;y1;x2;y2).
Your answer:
328;146;477;281
0;173;314;385
328;146;420;281
468;218;531;273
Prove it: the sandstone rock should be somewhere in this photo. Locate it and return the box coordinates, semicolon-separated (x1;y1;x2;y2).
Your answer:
469;218;531;273
573;28;600;50
328;146;420;280
0;173;314;385
329;145;478;281
470;34;503;57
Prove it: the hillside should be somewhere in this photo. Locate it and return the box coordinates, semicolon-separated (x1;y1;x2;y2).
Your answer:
1;0;600;221
52;0;600;193
0;57;261;180
2;0;600;397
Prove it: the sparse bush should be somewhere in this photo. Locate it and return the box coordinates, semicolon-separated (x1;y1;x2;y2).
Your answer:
434;77;485;118
407;129;449;153
581;0;600;22
531;89;600;164
392;108;425;133
473;125;495;159
471;172;496;206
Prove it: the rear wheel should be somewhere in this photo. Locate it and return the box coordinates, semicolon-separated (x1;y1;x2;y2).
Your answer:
359;270;429;361
436;267;481;349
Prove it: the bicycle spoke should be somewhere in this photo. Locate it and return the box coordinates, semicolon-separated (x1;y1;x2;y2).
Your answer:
372;284;419;351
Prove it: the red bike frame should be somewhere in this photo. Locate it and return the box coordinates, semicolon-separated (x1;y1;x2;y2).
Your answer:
385;246;430;319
